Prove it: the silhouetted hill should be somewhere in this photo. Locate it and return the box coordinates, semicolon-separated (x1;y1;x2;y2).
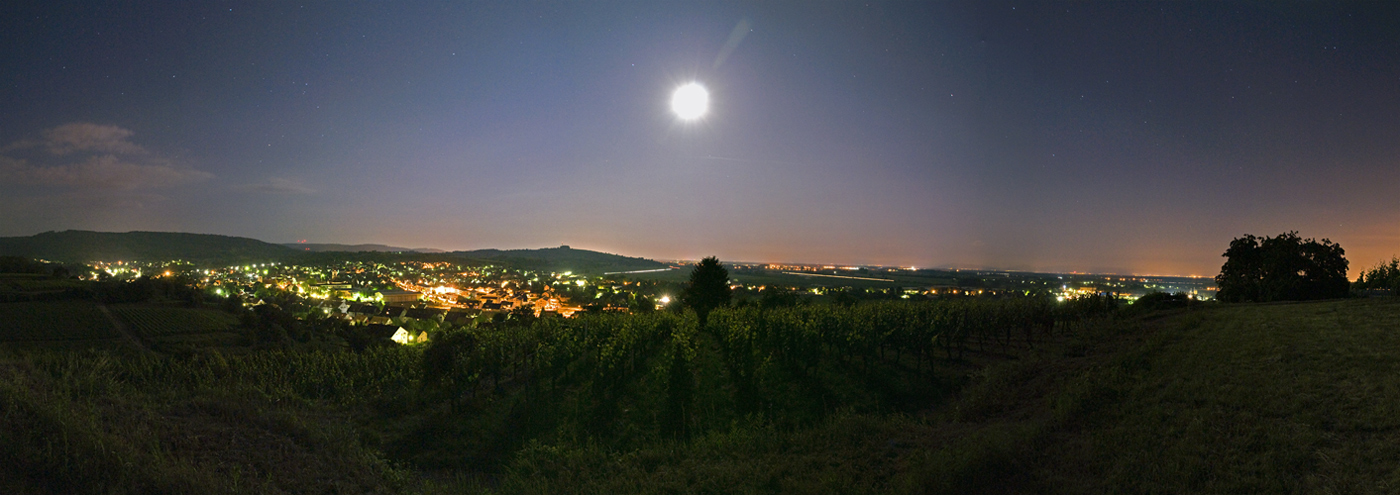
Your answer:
283;243;445;253
0;231;295;263
453;245;666;274
0;232;664;272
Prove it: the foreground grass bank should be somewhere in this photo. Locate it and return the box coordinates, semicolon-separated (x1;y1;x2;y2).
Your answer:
3;298;1399;493
1038;298;1400;493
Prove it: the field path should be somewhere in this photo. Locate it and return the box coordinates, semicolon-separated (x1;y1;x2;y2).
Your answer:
97;303;149;352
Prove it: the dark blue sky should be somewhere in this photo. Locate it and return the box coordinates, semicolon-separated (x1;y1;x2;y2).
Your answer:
2;2;1397;276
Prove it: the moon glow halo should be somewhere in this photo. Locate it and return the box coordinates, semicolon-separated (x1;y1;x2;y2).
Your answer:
670;83;709;120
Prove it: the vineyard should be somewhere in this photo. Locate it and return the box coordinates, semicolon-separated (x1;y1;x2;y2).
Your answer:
105;345;423;405
398;295;1120;466
0;301;119;342
0;294;1133;494
112;305;239;338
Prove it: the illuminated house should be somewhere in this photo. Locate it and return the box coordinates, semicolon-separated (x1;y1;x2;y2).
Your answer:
366;324;412;345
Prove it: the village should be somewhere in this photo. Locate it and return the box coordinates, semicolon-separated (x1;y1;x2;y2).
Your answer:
73;255;1221;348
198;260;633;343
73;258;671;346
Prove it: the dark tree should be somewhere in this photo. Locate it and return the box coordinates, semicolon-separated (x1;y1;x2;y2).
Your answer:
507;305;537;326
1131;291;1192;313
828;289;860;307
758;288;798;309
630;293;656;313
1215;231;1349;302
0;256;48;274
1216;235;1265;302
1355;257;1400;295
683;256;731;329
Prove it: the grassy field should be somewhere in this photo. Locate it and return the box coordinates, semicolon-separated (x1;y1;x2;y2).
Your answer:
3;298;1400;493
1033;298;1400;493
903;297;1400;494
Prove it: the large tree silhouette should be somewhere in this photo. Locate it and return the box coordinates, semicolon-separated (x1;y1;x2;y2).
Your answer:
1215;231;1349;302
683;256;731;329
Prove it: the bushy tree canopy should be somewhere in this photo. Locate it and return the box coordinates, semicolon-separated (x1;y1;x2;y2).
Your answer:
1215;231;1349;302
683;256;731;326
1354;257;1400;294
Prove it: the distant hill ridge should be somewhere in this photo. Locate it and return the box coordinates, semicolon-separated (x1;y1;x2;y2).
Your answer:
451;245;666;273
0;230;294;263
284;243;445;253
0;231;664;273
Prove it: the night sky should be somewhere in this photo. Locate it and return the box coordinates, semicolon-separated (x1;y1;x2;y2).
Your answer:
3;2;1398;277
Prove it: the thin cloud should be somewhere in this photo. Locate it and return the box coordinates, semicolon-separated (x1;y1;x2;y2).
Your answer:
235;177;317;195
0;123;211;190
4;123;147;155
0;155;211;190
42;123;148;155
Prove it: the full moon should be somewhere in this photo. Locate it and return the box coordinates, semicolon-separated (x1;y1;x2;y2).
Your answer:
670;82;709;120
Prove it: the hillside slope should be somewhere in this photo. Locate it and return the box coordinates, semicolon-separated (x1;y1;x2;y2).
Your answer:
283;243;445;253
0;231;295;263
452;245;666;274
1022;298;1400;493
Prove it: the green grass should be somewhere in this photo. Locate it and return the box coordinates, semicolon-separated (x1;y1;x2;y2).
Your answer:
0;352;411;494
1036;298;1400;493
0;301;118;341
899;298;1400;494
